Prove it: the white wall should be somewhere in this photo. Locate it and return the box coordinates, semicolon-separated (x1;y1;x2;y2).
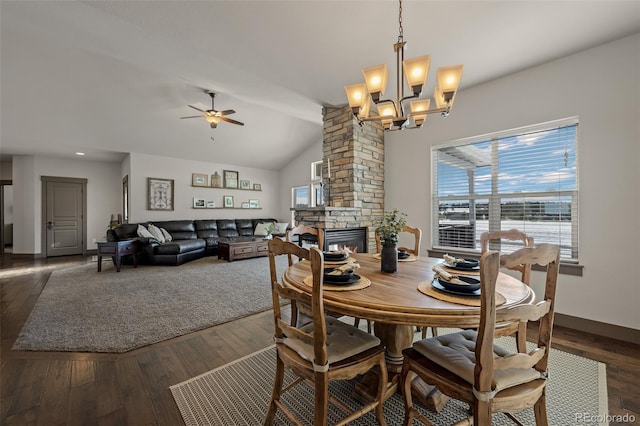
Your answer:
128;152;284;222
277;139;324;223
384;34;640;330
11;155;121;253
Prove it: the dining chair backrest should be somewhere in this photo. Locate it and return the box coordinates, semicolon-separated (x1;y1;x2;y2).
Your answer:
375;225;422;256
490;244;560;372
480;229;534;285
286;224;323;262
267;238;328;364
475;244;560;395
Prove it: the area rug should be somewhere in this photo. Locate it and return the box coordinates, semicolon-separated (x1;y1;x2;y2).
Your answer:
12;256;286;353
171;330;608;426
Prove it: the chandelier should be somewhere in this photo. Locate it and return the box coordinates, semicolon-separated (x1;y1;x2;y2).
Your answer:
344;0;463;131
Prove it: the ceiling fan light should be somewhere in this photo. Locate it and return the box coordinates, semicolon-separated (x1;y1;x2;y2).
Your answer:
205;115;221;124
403;55;431;96
362;64;388;103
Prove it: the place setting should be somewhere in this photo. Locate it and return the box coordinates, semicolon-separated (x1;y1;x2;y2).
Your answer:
372;249;418;262
418;255;505;306
303;252;371;291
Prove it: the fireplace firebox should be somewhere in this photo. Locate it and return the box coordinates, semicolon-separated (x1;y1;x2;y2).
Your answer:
323;228;367;253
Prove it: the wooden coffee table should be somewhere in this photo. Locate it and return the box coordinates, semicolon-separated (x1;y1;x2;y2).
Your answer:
218;239;269;262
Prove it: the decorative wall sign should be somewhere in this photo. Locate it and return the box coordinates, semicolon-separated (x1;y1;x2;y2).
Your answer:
148;177;174;211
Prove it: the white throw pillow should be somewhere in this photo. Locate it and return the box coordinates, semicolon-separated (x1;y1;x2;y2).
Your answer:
160;227;173;242
147;224;165;243
275;223;289;234
137;224;155;239
254;222;271;236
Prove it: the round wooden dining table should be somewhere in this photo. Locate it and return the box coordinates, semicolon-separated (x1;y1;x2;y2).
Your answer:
282;252;535;374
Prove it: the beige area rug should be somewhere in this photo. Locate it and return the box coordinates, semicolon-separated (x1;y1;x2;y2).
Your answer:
171;328;609;426
12;255;287;353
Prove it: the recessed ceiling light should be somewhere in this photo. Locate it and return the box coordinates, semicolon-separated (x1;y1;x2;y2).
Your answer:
75;152;85;156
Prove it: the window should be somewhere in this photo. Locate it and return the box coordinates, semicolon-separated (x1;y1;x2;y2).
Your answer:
432;118;578;262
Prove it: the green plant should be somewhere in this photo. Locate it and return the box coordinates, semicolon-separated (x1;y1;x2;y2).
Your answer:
375;209;407;245
265;222;276;236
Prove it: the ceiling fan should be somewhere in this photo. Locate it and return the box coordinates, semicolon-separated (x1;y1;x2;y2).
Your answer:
181;92;244;128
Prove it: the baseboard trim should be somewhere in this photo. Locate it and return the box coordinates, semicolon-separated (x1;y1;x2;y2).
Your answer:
555;313;640;344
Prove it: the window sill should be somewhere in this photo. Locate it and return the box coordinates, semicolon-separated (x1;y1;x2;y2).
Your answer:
427;248;583;277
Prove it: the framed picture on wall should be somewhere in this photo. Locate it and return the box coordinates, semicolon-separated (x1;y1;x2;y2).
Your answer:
240;179;251;190
147;177;174;211
223;195;234;208
193;197;206;208
249;199;259;208
253;183;261;191
192;173;208;187
223;170;239;189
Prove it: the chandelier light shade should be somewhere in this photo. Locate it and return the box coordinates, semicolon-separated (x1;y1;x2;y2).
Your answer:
344;0;463;131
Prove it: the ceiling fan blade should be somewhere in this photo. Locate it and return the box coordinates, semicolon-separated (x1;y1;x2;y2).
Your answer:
220;116;244;126
218;109;236;116
188;105;207;113
180;115;202;119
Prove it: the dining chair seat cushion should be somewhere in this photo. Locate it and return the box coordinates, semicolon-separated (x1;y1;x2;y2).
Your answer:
284;316;381;365
413;329;542;393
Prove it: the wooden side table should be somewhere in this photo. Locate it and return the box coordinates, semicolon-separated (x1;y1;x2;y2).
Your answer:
97;240;138;272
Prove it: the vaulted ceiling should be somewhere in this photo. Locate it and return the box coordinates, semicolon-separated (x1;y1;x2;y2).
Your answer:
2;1;639;170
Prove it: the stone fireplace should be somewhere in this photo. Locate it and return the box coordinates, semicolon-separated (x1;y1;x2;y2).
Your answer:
293;105;385;253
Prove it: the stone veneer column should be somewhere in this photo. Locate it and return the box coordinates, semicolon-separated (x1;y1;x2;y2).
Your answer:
322;105;385;252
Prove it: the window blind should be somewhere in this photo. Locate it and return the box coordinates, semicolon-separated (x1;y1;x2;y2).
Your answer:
432;118;579;261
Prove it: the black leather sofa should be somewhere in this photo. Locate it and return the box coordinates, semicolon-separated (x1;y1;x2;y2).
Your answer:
107;218;282;266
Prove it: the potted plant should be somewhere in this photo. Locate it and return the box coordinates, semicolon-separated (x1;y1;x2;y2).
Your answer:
375;209;407;272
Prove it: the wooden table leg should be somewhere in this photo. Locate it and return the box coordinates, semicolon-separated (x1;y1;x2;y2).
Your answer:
353;322;449;412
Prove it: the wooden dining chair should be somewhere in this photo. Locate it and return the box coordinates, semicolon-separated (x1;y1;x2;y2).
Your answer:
374;225;421;256
264;238;389;426
400;244;560;426
286;224;324;325
481;229;535;352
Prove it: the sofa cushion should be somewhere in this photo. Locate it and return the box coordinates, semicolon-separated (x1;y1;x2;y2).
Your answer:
236;219;254;236
161;228;173;242
195;220;219;239
217;220;239;238
254;222;271;236
153;220;198;240
154;239;206;255
137;224;155;239
147;224;165;243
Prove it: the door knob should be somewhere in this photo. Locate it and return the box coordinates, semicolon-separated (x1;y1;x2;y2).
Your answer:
47;221;53;230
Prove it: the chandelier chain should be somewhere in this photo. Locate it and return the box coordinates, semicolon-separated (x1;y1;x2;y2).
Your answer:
398;0;403;42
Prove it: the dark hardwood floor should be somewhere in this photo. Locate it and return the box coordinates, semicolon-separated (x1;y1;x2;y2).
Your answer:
1;254;639;425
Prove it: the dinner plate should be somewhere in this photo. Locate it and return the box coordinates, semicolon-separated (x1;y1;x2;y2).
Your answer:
324;274;361;285
398;251;410;259
436;276;481;292
442;260;480;271
432;279;481;296
323;252;348;261
323;268;354;282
